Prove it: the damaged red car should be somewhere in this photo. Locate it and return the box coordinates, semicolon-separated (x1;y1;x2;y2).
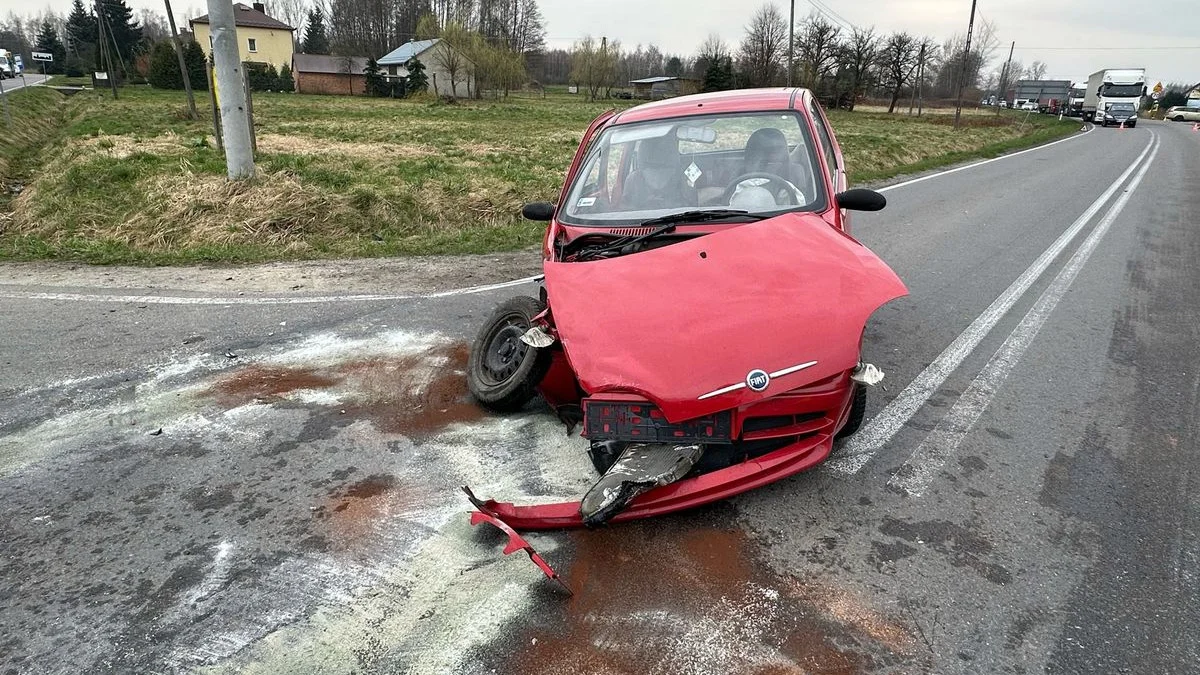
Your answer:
465;88;907;530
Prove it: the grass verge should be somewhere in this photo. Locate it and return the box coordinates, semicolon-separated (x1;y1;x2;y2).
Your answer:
0;87;1078;265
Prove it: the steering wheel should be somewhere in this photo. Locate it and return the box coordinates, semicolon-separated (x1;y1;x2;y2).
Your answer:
721;172;800;206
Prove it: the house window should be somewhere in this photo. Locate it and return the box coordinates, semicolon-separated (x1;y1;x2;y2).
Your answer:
247;38;257;52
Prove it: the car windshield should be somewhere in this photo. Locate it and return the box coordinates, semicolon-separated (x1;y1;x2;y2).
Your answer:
559;111;827;226
1070;88;1086;97
1108;103;1135;113
1102;83;1143;97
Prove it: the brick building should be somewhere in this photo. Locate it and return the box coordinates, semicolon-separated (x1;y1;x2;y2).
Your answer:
292;54;370;95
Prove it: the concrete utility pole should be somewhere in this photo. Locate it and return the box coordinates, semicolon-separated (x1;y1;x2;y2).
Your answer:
164;0;198;119
953;0;979;129
206;0;255;179
787;0;795;87
0;77;11;129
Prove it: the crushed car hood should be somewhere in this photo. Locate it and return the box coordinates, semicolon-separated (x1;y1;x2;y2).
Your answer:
544;212;907;423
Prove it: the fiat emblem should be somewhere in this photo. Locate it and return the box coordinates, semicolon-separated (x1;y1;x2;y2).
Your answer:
746;369;770;392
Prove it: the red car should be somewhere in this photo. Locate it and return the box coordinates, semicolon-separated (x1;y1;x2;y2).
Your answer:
465;88;907;531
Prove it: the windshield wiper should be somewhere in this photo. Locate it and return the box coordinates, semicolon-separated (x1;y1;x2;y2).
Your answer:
637;209;764;228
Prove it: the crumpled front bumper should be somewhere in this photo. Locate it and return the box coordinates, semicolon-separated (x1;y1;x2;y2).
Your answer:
465;429;834;530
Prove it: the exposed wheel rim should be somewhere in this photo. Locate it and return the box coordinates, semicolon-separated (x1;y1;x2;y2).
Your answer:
478;313;531;387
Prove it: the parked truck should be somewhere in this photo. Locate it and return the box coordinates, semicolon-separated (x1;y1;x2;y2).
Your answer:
1014;79;1072;113
1066;81;1087;117
0;49;15;78
1082;68;1146;124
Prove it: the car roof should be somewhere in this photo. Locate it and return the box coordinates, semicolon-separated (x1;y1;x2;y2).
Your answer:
612;88;814;125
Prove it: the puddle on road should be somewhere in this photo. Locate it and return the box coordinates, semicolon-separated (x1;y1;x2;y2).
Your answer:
503;520;917;674
203;341;483;438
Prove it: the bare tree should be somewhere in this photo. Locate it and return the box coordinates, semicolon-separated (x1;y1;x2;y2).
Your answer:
840;26;880;110
435;20;470;98
880;31;918;113
794;13;841;91
1024;60;1047;80
737;3;787;87
570;35;617;100
271;0;310;39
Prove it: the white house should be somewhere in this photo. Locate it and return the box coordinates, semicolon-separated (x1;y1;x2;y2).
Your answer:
378;38;475;98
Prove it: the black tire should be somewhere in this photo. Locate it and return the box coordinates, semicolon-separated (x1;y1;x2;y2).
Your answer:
467;296;552;412
836;384;867;439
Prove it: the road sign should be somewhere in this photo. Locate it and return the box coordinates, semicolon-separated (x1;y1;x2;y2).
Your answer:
1152;81;1163;93
31;51;53;62
1151;91;1161;100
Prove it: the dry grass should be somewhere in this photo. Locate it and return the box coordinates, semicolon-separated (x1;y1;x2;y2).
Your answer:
0;85;1076;264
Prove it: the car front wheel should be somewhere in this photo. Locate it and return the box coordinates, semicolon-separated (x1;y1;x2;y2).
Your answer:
467;296;552;412
835;384;868;439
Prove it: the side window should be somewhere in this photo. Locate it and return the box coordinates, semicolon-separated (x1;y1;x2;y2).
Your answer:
247;38;258;52
808;99;839;183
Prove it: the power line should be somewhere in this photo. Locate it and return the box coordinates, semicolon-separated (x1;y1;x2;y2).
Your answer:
809;0;855;30
1013;46;1200;50
805;0;854;32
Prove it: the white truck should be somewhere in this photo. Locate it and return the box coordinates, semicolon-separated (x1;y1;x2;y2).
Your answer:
1066;81;1087;117
0;49;15;78
1082;68;1146;126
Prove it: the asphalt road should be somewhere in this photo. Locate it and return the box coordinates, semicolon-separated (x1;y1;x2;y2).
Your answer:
0;73;50;94
2;119;1198;674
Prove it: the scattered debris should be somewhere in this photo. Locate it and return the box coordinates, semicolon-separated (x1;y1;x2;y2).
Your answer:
466;505;572;596
149;428;163;436
580;443;704;526
224;351;238;359
851;362;886;386
182;335;205;345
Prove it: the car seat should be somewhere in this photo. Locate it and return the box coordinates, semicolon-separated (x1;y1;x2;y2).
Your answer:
622;131;694;210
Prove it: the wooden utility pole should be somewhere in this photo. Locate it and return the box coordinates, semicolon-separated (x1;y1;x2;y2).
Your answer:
996;40;1015;116
96;0;119;99
953;0;979;129
787;0;795;87
163;0;197;119
206;0;255;179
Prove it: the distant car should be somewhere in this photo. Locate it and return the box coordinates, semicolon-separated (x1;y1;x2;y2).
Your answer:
1020;101;1038;111
999;100;1008;108
1100;103;1137;127
1165;106;1200;122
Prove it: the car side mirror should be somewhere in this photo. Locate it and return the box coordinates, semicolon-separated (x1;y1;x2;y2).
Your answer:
835;188;886;212
522;202;555;221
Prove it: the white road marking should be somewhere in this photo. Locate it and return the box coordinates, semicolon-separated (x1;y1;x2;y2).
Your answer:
876;123;1094;194
0;275;541;305
827;132;1157;475
889;134;1160;496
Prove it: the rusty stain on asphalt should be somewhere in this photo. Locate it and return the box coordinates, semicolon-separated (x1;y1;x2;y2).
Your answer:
506;523;913;674
203;342;482;437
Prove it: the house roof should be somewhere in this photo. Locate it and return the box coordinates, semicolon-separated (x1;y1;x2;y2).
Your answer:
378;39;439;66
293;53;370;75
629;76;697;84
191;3;294;31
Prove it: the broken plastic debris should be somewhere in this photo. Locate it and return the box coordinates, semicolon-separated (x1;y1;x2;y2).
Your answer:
851;362;885;386
580;443;704;526
149;428;163;436
519;326;556;348
465;503;572;595
224;351;238;359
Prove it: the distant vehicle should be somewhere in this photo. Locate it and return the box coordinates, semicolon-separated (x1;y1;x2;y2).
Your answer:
999;100;1008;108
1066;82;1087;117
1014;79;1071;113
1020;101;1039;111
1099;102;1137;127
1165;106;1200;122
0;49;15;78
1082;68;1146;123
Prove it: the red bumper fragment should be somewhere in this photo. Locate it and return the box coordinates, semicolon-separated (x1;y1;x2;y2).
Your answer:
463;433;832;531
467;509;573;595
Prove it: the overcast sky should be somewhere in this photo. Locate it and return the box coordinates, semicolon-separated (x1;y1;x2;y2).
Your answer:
5;0;1197;85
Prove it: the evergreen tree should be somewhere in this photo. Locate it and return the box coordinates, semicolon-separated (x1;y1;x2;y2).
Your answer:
65;0;98;71
278;63;294;92
665;56;683;77
364;57;388;97
300;7;329;54
97;0;144;70
184;39;208;91
147;40;182;89
404;56;428;94
34;21;68;74
702;56;734;92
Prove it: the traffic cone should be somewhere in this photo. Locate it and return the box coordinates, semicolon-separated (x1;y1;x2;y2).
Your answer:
1193;123;1199;132
1119;120;1125;130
